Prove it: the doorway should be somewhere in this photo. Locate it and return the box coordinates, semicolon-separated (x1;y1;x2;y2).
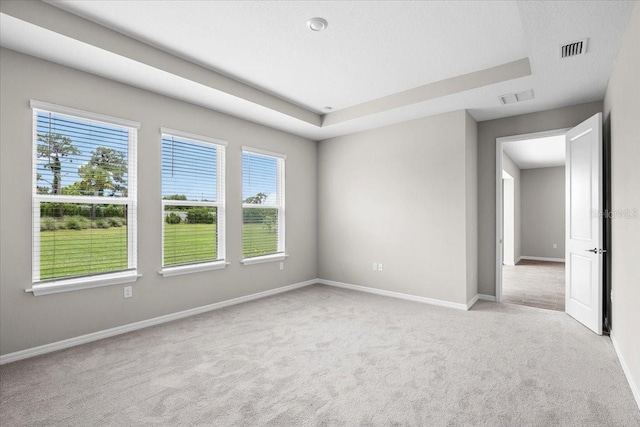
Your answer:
496;128;569;311
496;114;605;334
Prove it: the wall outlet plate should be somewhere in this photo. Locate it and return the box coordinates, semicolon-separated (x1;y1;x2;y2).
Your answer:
124;286;133;298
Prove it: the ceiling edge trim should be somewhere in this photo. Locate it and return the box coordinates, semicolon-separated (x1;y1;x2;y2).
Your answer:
323;58;532;126
0;0;322;127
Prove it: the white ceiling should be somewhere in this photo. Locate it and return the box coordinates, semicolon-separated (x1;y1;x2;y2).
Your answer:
503;135;566;169
47;0;529;113
0;1;635;140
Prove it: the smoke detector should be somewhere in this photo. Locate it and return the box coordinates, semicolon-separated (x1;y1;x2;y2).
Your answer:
560;39;588;58
307;17;328;32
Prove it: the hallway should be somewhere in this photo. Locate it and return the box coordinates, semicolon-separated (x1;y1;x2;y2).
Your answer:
502;260;565;311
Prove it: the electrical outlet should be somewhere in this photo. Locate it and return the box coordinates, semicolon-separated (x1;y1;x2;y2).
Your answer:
378;263;383;272
123;286;133;299
279;262;284;271
553;243;558;249
373;262;378;271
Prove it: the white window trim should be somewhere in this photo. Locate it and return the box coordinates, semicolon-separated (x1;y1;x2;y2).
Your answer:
30;100;140;129
159;261;229;277
30;101;139;295
241;146;287;160
161;127;228;147
240;253;288;266
28;271;141;296
160;130;227;275
241;147;286;263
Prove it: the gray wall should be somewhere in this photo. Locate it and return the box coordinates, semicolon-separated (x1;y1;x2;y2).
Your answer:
521;166;565;259
502;152;521;263
478;101;602;296
0;48;318;355
603;2;640;405
318;110;478;305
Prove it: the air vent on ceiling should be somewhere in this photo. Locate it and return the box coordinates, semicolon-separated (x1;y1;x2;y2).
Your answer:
499;89;535;105
560;39;588;58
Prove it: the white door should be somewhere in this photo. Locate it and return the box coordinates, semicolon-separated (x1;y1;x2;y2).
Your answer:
565;113;603;335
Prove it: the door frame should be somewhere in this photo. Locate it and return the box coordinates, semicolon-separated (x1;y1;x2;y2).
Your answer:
495;128;570;302
502;171;515;266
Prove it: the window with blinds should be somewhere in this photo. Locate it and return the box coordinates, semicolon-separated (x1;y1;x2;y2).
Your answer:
242;148;285;260
161;129;226;270
31;102;138;286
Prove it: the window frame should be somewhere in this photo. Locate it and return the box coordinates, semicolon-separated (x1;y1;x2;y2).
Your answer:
30;100;140;296
241;146;286;265
159;128;227;277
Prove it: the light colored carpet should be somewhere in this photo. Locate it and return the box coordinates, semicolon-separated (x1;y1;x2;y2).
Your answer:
503;260;565;311
1;284;638;426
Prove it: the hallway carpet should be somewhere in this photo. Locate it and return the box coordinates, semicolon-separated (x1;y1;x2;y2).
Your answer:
1;285;638;426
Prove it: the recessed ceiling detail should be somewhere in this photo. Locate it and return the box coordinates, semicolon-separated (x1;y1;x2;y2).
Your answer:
0;1;635;140
325;59;532;126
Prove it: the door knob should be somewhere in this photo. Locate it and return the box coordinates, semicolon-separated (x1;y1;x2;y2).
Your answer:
585;248;606;254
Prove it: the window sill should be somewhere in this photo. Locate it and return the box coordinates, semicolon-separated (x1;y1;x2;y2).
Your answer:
241;253;288;266
159;261;228;277
28;270;140;296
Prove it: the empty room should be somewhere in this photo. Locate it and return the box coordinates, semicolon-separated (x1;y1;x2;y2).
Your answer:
1;1;639;426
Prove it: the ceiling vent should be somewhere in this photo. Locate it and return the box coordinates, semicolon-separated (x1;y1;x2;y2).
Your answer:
499;89;535;105
560;39;588;58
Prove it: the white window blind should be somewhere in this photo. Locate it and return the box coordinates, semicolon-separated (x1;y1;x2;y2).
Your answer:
161;130;226;269
31;102;138;288
242;148;285;259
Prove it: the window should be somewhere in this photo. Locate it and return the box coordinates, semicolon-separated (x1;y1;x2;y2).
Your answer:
161;129;226;275
242;147;285;264
31;101;139;295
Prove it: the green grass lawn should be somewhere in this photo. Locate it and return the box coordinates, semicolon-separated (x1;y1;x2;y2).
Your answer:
163;223;217;266
242;223;277;258
40;222;278;279
165;222;278;261
40;227;127;280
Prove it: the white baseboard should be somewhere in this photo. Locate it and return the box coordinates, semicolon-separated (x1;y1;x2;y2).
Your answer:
0;279;317;365
519;256;565;263
466;294;480;309
467;294;498;309
318;279;468;311
611;333;640;411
